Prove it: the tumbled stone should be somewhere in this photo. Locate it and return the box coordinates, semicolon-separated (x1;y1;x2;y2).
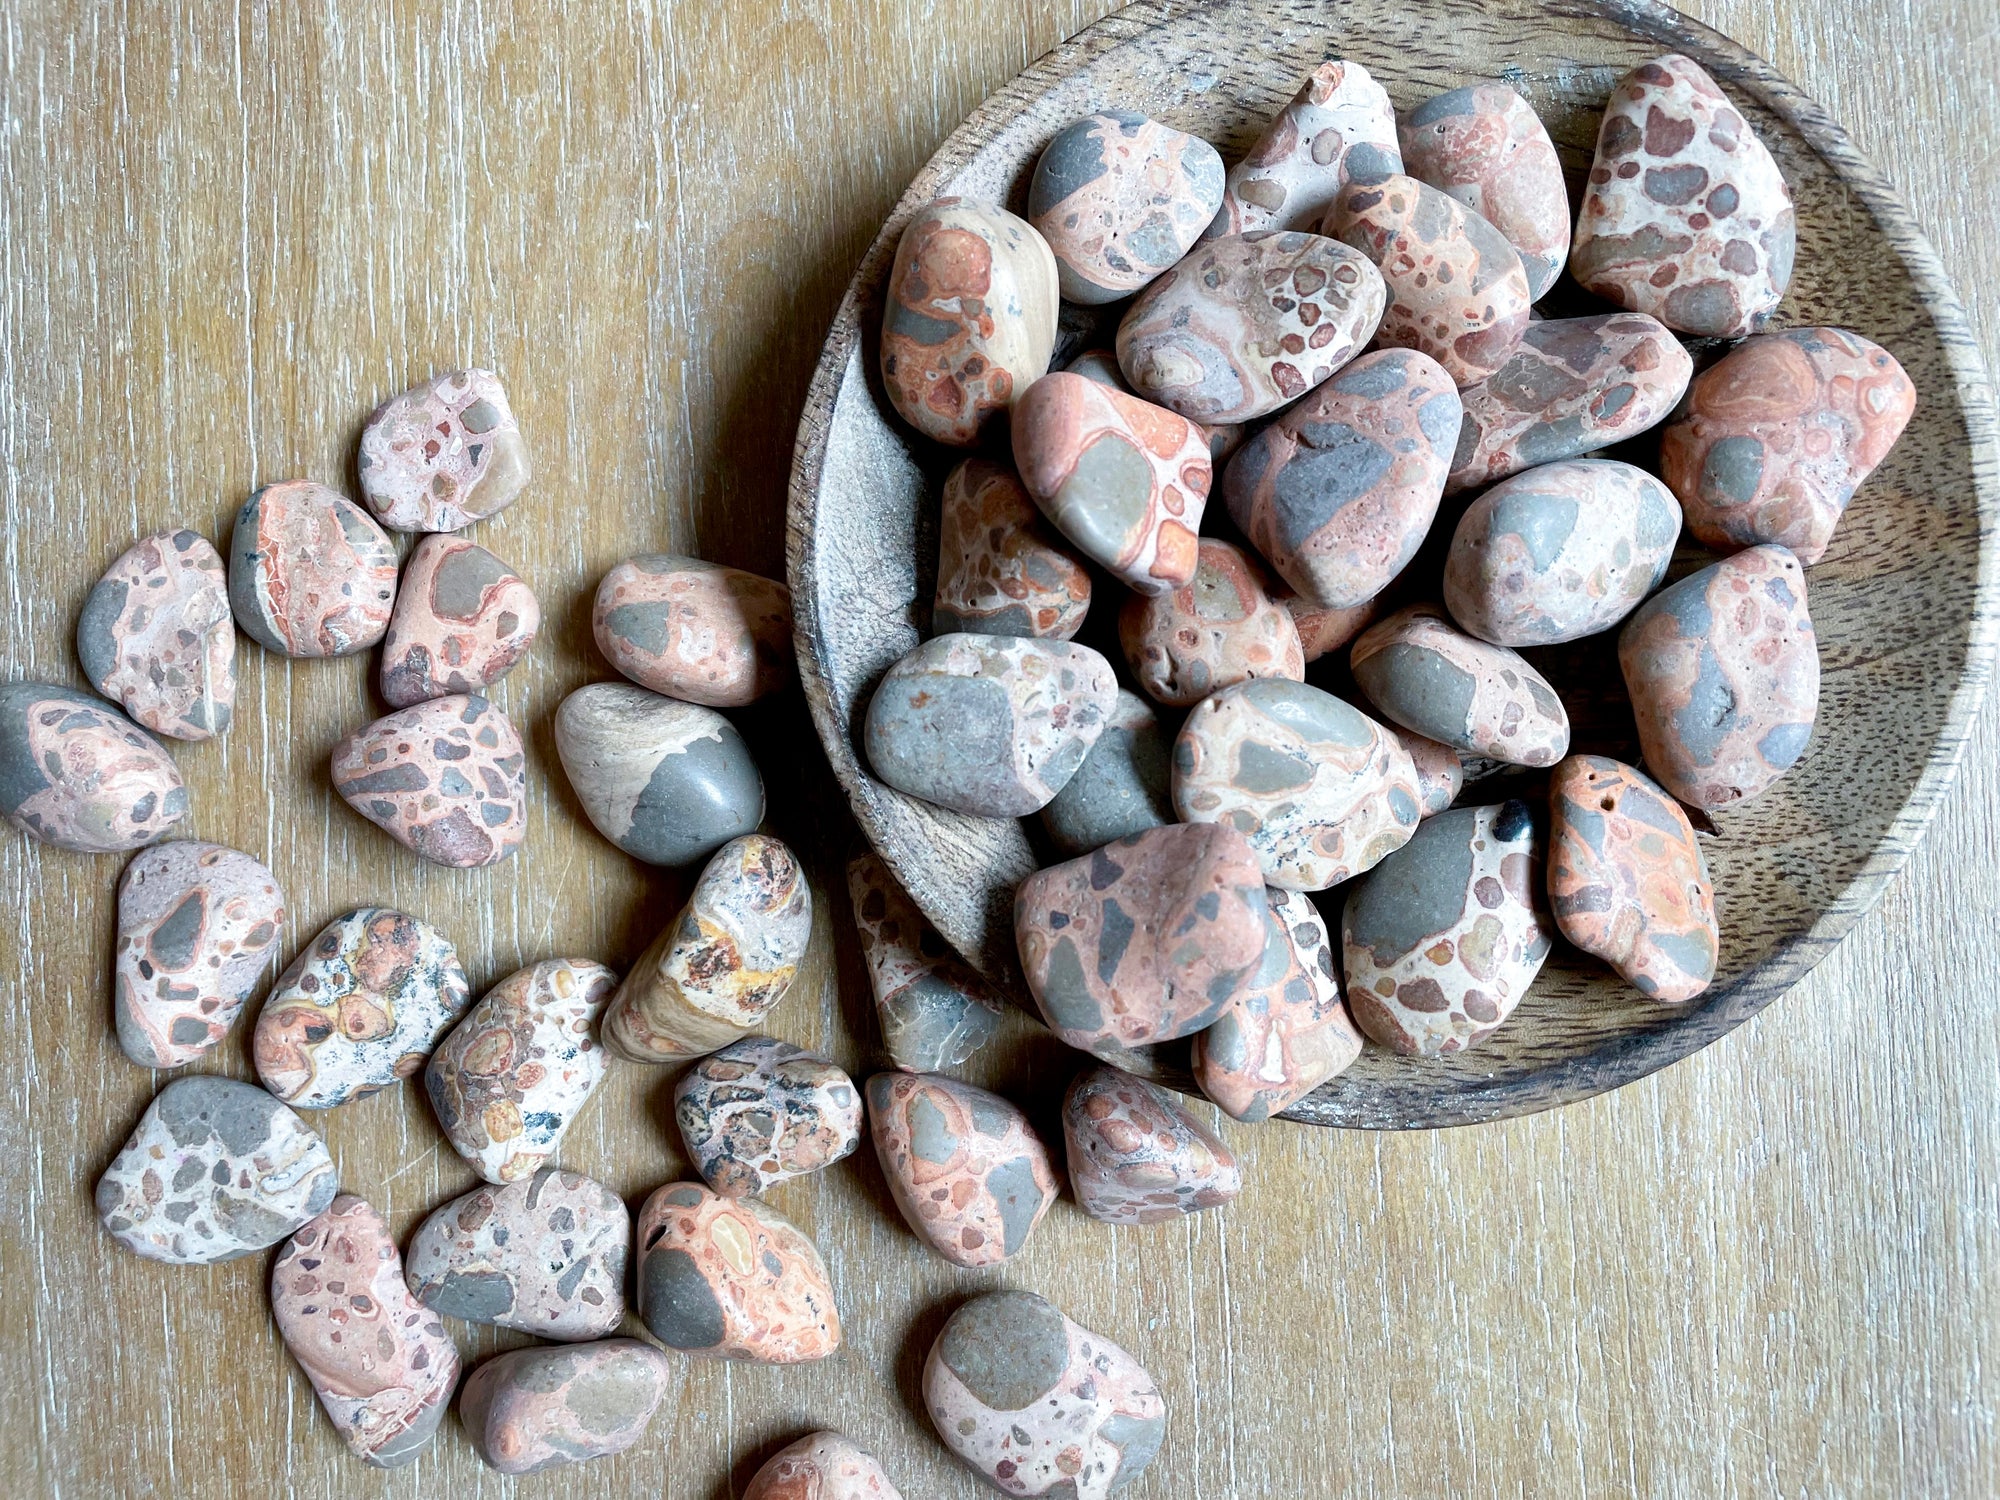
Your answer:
379;534;540;707
925;1290;1164;1499
1063;1065;1241;1224
1037;689;1175;856
745;1431;905;1500
635;1181;841;1361
1393;728;1464;818
1658;326;1917;563
77;530;234;739
1570;54;1795;337
227;480;397;656
1549;755;1718;1001
331;694;527;868
0;683;187;853
675;1036;862;1197
866;1072;1058;1267
1342;801;1550;1055
847;852;1007;1071
1207;60;1402;237
1350;605;1570;766
1118;538;1304;707
357;368;531;532
96;1076;337;1263
253;907;470;1109
933;458;1092;640
460;1339;672;1475
113;840;286;1068
1283;592;1379;661
554;681;764;866
592;554;794;706
1618;543;1818;809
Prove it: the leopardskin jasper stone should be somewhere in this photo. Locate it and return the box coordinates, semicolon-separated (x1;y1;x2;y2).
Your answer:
1618;544;1819;810
933;459;1092;640
847;852;1007;1071
1549;754;1718;1001
1283;592;1378;662
744;1432;905;1500
357;368;531;532
1570;54;1795;338
1658;326;1917;564
459;1339;673;1476
675;1036;862;1197
77;530;234;739
1063;1065;1241;1224
866;1072;1058;1268
331;694;527;867
1342;801;1551;1056
592;555;794;706
1206;60;1402;238
379;535;540;707
1350;604;1570;766
1060;337;1257;474
0;683;187;853
228;480;398;656
1393;728;1465;818
1037;689;1175;856
1172;679;1421;890
1027;112;1225;304
1117;538;1304;707
113;840;286;1067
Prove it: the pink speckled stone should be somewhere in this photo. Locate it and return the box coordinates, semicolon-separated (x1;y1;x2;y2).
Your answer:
1117;538;1304;707
1063;1065;1241;1224
1350;604;1570;766
0;683;188;853
77;529;234;740
593;555;794;706
1207;60;1402;238
745;1431;905;1500
1392;728;1465;818
227;481;398;657
357;368;531;532
459;1339;673;1475
379;535;540;708
331;694;526;868
933;458;1092;640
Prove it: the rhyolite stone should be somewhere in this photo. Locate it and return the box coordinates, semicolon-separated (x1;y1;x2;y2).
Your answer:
635;1181;841;1361
867;1072;1058;1268
1618;543;1819;809
1037;688;1175;856
0;683;187;853
1350;604;1570;766
925;1290;1165;1499
1207;59;1402;237
1063;1065;1241;1224
1342;801;1551;1055
78;530;234;740
864;632;1117;817
95;1075;337;1263
933;458;1092;640
1027;111;1225;304
228;480;397;656
847;852;1007;1071
253;907;471;1109
1118;538;1305;707
426;959;618;1184
1549;755;1718;1001
331;694;527;868
554;681;764;866
882;198;1060;445
1659;326;1917;564
357;367;531;532
1284;592;1379;661
1393;728;1465;818
1571;54;1795;337
1172;679;1422;890
459;1339;672;1476
592;554;794;706
745;1432;905;1500
113;839;286;1068
379;534;540;707
675;1036;863;1197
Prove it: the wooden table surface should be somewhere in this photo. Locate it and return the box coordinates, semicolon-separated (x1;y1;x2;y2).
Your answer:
1;2;1993;1496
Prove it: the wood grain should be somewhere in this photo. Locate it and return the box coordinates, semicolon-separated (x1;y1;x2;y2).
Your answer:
0;1;1994;1496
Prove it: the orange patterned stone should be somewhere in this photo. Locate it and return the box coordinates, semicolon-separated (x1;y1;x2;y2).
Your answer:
227;480;397;657
593;554;793;706
932;459;1091;640
1206;60;1402;237
1281;591;1378;662
1117;538;1304;707
379;535;540;707
330;694;527;868
744;1431;905;1500
357;367;531;532
1063;1064;1241;1223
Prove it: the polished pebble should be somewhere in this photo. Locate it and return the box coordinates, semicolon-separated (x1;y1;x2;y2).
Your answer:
1283;592;1380;661
933;458;1092;640
379;535;540;707
847;852;1007;1071
744;1431;905;1500
357;367;531;532
460;1339;672;1475
331;694;527;867
1037;688;1176;856
592;554;794;706
1394;728;1465;818
227;480;397;656
1118;538;1304;707
1063;1065;1241;1224
0;682;188;853
1350;604;1570;766
1207;59;1402;237
77;529;234;739
676;1036;862;1197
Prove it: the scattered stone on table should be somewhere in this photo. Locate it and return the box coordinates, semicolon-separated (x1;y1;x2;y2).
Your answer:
592;554;794;706
113;839;286;1068
95;1075;337;1264
379;534;540;707
846;852;1007;1071
1618;543;1818;809
1392;728;1465;818
675;1036;863;1197
271;1195;460;1468
1350;604;1570;766
554;681;765;866
357;368;531;532
331;694;527;868
1342;801;1551;1055
459;1339;673;1475
1207;60;1402;238
1172;679;1421;890
1549;754;1718;1001
227;480;398;656
1117;538;1305;707
635;1181;842;1361
425;959;618;1184
1570;53;1795;337
744;1431;905;1500
1037;688;1175;856
863;631;1117;816
253;907;470;1109
932;458;1093;640
1063;1064;1241;1224
1283;592;1379;662
1658;325;1917;564
866;1071;1058;1268
77;530;234;740
0;682;187;854
605;833;811;1062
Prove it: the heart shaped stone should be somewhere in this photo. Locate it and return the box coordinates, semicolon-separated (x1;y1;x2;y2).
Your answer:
331;694;528;868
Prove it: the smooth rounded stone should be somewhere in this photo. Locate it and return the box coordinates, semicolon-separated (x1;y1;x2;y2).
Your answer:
113;840;286;1068
0;683;187;854
882;198;1060;446
77;529;234;739
554;681;765;866
253;907;471;1109
1341;801;1551;1056
1207;60;1402;238
1117;538;1305;707
1115;231;1386;424
1658;326;1917;564
330;694;527;868
863;632;1117;817
357;367;531;532
934;458;1092;640
924;1290;1165;1499
1617;543;1819;809
1283;592;1379;662
1063;1065;1241;1224
634;1181;841;1361
744;1431;905;1500
459;1339;672;1475
405;1168;630;1340
1037;689;1175;856
675;1036;863;1197
1570;54;1795;337
1443;459;1682;647
425;959;618;1184
1027;111;1225;305
1171;679;1422;891
1446;313;1694;493
1064;342;1257;473
847;853;1007;1071
1012;372;1211;596
1394;728;1465;818
272;1196;460;1468
95;1075;337;1264
592;554;794;706
1223;348;1461;609
379;534;540;707
1326;173;1532;387
605;834;812;1062
866;1072;1058;1268
227;480;397;656
1549;755;1719;1001
1350;604;1570;766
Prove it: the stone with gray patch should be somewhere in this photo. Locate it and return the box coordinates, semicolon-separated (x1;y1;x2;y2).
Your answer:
459;1339;673;1475
78;529;235;740
0;682;188;853
330;694;528;867
1350;603;1570;766
1038;689;1176;856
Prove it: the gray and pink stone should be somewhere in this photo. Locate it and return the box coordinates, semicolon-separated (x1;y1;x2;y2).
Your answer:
358;367;531;532
675;1036;863;1197
77;530;234;739
0;682;187;853
1350;605;1570;766
847;852;1006;1071
331;694;527;867
459;1339;673;1475
1037;688;1175;856
933;458;1092;640
1118;538;1304;707
1063;1065;1241;1224
1395;728;1465;818
1207;60;1401;238
228;480;398;657
593;554;794;706
1284;592;1380;662
744;1432;905;1500
379;534;540;707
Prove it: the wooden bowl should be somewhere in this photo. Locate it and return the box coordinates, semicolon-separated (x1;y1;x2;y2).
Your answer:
785;0;2000;1127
